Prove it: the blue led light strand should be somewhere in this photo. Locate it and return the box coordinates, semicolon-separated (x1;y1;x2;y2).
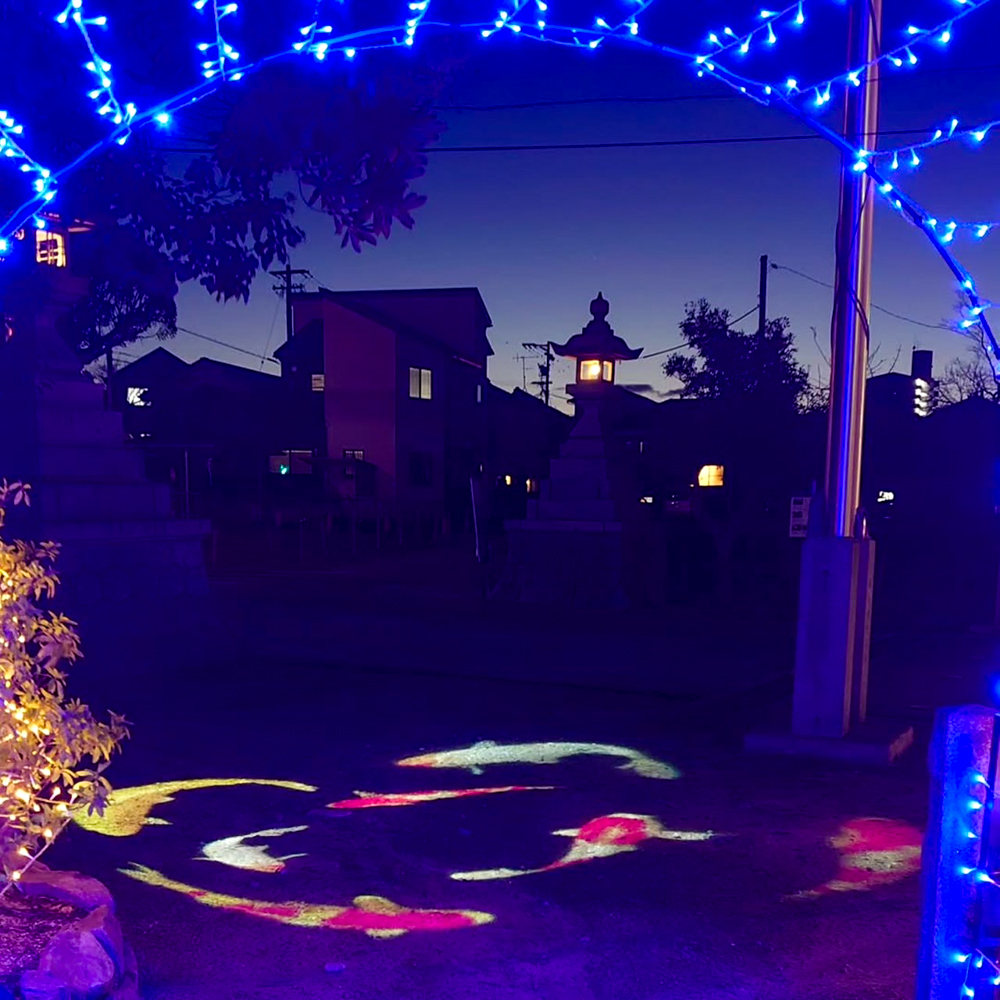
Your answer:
697;3;803;65
56;0;136;136
193;0;244;81
792;0;995;107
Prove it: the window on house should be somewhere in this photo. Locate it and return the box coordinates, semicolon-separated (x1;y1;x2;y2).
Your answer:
697;464;725;488
268;450;313;475
409;367;432;400
409;452;433;487
526;478;539;494
311;373;325;392
342;448;364;478
126;387;150;407
34;229;66;268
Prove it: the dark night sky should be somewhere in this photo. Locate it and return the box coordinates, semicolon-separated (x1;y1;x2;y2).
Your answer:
107;1;1000;405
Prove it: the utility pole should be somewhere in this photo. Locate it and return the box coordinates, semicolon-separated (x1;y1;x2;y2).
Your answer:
269;263;309;343
790;0;886;745
513;353;530;391
523;341;555;406
757;254;768;338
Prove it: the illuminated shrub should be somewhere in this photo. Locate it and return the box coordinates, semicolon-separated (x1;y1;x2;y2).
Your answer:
0;480;128;893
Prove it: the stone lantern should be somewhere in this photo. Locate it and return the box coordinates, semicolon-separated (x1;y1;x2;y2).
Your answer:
551;293;642;398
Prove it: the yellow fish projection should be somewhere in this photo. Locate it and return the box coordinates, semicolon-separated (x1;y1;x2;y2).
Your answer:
451;813;716;881
73;779;318;837
199;826;309;873
397;740;679;780
120;864;495;938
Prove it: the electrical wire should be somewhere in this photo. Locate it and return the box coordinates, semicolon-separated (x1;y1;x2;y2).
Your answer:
176;325;280;363
770;262;948;331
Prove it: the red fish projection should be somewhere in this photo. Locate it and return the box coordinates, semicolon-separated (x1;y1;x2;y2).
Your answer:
120;864;494;938
790;816;923;899
451;812;716;881
327;786;554;810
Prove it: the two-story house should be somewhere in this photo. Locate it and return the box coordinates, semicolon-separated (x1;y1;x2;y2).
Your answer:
285;287;493;528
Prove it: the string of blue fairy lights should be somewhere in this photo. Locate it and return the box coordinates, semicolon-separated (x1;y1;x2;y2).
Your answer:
953;763;1000;997
0;0;998;372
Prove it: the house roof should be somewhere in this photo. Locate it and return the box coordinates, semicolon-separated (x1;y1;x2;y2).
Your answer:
297;286;494;362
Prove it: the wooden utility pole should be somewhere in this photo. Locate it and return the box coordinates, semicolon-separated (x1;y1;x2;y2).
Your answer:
269;263;309;343
757;254;768;338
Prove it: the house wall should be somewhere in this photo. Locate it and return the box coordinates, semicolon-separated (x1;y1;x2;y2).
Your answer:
395;338;448;515
317;300;399;501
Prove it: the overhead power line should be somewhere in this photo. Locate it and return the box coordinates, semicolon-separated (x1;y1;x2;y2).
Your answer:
176;325;280;364
769;262;949;331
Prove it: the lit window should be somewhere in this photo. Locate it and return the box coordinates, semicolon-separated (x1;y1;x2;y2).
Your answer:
639;496;654;504
526;478;539;494
343;449;364;461
697;464;724;487
409;367;432;400
877;490;895;503
476;384;483;404
602;360;614;382
913;378;932;417
126;387;150;407
34;229;66;268
503;474;513;487
311;373;325;392
268;450;313;475
579;359;602;381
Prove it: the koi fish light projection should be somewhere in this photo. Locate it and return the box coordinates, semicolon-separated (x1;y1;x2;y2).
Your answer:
327;786;555;810
73;779;318;837
199;826;308;873
397;741;679;780
451;813;715;881
120;864;494;938
790;816;922;899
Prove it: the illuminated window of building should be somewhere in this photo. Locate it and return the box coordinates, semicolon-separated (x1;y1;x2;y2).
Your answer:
34;229;66;268
503;474;513;487
409;367;432;400
697;464;724;488
268;450;312;475
877;490;895;504
126;387;150;407
640;496;654;504
311;373;325;392
526;478;539;494
913;378;932;417
579;359;602;382
602;360;614;381
476;384;483;404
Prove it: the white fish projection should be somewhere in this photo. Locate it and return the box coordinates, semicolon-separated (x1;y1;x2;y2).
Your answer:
397;740;679;780
199;825;309;873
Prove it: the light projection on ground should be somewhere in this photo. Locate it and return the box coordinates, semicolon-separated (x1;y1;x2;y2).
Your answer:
72;779;317;837
199;825;308;873
451;813;715;881
789;817;922;899
327;786;555;810
119;864;495;938
396;741;679;780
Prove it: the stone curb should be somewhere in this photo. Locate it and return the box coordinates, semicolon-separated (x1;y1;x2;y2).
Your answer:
13;869;138;1000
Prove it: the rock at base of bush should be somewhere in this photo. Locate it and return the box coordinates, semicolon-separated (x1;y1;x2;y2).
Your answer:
17;872;115;914
38;906;119;1000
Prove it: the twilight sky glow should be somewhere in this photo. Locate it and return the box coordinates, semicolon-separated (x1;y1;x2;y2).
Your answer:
147;1;1000;408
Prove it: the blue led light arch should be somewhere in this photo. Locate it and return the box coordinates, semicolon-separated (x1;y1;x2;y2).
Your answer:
0;0;997;365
